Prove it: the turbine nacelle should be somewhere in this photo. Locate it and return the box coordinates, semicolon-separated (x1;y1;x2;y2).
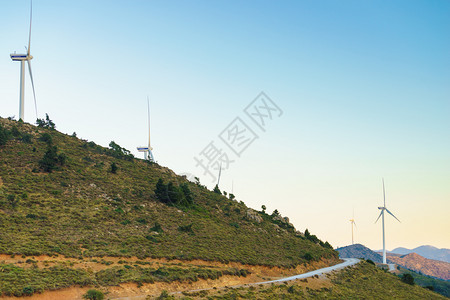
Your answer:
10;54;33;61
378;206;384;210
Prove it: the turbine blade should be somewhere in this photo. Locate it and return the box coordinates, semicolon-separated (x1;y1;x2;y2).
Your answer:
353;221;357;229
28;0;32;56
382;178;386;207
27;60;38;119
375;211;383;224
386;208;401;223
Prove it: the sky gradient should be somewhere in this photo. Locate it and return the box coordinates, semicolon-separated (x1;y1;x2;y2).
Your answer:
1;0;449;250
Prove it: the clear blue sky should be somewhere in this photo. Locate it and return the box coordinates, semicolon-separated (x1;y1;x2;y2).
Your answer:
1;0;449;250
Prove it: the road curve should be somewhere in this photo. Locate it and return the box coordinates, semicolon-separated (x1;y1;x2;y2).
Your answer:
112;258;360;299
247;258;360;285
172;258;360;296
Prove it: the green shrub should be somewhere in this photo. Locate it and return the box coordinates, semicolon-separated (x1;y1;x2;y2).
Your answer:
150;223;163;233
155;179;194;207
22;286;34;296
10;126;21;137
21;133;32;143
110;162;118;174
83;289;104;300
38;144;67;172
39;132;53;144
157;290;172;299
401;273;415;285
304;252;313;261
0;124;10;146
178;224;194;234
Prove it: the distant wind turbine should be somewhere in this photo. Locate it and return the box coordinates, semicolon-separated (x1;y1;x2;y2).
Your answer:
10;0;37;121
136;97;155;162
349;210;357;245
375;178;400;264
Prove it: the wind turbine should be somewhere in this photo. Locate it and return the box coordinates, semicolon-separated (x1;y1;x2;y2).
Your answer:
136;97;155;162
349;211;357;245
375;178;400;264
10;0;37;121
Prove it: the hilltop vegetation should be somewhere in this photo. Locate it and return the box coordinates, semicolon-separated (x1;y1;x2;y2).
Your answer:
0;117;337;269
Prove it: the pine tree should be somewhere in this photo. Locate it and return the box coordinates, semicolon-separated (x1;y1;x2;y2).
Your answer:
155;178;170;204
110;162;118;174
213;184;221;194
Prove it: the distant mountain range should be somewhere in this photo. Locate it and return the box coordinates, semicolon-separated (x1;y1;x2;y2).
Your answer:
338;244;450;281
389;246;450;263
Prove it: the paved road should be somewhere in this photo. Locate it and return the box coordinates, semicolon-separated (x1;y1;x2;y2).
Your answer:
172;258;360;295
243;258;360;285
113;258;360;299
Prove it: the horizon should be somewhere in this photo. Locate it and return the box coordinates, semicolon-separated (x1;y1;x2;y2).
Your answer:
1;0;449;250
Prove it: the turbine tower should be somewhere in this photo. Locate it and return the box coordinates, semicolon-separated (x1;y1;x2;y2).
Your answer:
137;97;155;162
375;178;400;264
349;212;356;245
10;0;37;121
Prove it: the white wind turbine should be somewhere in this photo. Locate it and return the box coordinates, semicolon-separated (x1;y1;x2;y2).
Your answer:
10;1;37;121
137;97;155;162
349;210;356;245
375;178;400;264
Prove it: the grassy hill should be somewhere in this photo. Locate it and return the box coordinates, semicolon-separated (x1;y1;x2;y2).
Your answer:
183;261;447;299
1;118;445;300
393;265;450;298
0;117;336;265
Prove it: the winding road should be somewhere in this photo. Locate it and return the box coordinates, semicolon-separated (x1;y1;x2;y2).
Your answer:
247;258;360;285
112;258;360;299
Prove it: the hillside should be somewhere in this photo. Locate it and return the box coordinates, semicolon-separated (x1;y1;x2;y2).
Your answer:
169;261;447;299
387;252;450;281
336;244;393;264
393;265;450;298
0;117;338;297
391;245;450;263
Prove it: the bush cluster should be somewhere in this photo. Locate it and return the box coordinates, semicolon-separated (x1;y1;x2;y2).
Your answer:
39;145;67;173
36;114;56;129
0;124;33;146
154;178;194;207
304;229;333;249
108;141;134;161
0;124;10;146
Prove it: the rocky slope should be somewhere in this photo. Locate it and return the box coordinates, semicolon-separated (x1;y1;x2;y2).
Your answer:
387;252;450;281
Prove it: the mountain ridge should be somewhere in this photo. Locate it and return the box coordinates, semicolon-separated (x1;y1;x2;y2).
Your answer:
336;243;393;264
390;245;450;263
